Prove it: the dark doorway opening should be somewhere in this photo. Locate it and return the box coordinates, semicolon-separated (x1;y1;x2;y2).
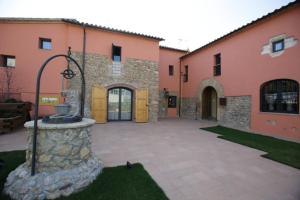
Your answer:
202;86;217;120
108;87;133;121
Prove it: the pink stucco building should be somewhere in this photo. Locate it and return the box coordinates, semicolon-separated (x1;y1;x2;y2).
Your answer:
178;1;300;141
0;18;162;120
0;1;299;141
159;46;187;118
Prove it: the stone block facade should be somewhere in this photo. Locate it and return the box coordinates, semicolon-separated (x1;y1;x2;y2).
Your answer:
4;119;103;200
69;52;159;122
180;94;251;130
25;121;94;173
158;90;179;118
181;97;198;119
219;96;251;129
159;91;168;118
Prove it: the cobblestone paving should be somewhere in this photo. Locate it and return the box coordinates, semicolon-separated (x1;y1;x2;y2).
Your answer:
1;119;300;200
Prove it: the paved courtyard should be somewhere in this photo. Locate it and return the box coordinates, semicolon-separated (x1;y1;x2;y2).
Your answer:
1;118;300;200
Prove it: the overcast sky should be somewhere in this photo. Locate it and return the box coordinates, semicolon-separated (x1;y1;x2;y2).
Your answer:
0;0;294;50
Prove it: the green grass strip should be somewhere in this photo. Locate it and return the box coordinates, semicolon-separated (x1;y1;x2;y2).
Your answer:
0;151;168;200
0;150;25;199
201;126;300;169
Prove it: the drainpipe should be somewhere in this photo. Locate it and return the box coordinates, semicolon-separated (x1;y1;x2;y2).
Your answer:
179;58;182;117
81;23;86;116
81;23;86;117
82;23;86;73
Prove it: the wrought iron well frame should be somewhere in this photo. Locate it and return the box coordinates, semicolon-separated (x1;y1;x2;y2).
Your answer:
31;54;85;176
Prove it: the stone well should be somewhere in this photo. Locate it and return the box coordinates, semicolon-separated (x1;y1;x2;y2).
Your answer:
4;118;103;200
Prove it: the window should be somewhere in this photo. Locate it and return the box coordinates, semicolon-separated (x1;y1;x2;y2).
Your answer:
168;96;177;108
272;39;284;52
169;65;174;76
219;98;227;106
261;79;299;114
39;38;52;50
112;44;121;62
0;55;16;67
184;65;188;82
214;53;221;76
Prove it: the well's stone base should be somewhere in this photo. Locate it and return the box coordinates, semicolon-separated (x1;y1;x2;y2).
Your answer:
4;156;103;200
24;118;96;173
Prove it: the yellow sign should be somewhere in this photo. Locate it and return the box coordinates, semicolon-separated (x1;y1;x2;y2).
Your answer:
39;96;60;106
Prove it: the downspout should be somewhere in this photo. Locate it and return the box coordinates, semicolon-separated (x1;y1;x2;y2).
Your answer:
82;23;86;74
178;58;182;117
81;23;86;116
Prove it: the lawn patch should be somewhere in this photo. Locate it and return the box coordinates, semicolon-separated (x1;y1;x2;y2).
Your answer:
201;126;300;169
0;150;25;200
0;151;168;200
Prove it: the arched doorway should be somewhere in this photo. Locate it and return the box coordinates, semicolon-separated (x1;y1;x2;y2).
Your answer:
108;87;133;121
202;86;217;120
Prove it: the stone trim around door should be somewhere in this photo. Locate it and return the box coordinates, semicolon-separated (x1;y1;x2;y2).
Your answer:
69;52;159;122
197;78;225;121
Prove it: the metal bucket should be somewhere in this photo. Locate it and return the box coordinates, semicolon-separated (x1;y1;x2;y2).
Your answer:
54;104;71;115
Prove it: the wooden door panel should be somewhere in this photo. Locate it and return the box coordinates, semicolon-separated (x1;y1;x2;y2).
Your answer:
91;86;107;123
135;88;148;123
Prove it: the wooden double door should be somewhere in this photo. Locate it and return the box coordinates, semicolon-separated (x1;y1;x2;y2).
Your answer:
107;87;132;121
91;86;148;123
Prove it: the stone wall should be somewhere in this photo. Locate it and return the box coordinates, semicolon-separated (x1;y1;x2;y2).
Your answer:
197;78;225;121
5;119;103;200
25;120;94;173
180;94;251;130
69;52;159;122
159;90;179;118
219;96;251;129
181;97;198;119
159;91;168;118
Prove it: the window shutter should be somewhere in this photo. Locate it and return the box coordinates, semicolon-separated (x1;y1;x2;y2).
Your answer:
214;65;221;76
91;85;107;123
135;88;148;123
0;55;3;66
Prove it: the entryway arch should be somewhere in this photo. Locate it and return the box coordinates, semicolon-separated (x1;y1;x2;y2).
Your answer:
91;84;149;123
107;87;133;121
202;86;218;120
197;78;225;121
